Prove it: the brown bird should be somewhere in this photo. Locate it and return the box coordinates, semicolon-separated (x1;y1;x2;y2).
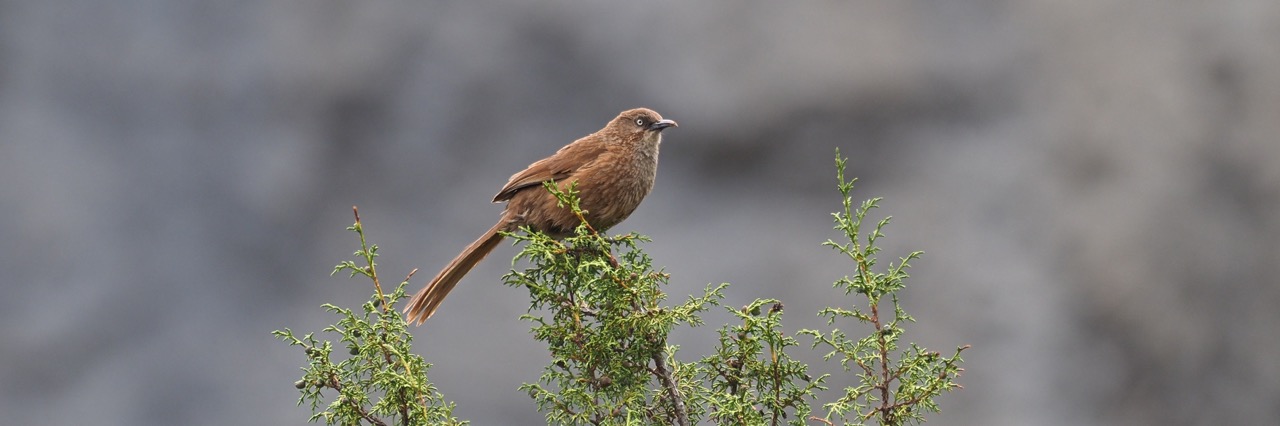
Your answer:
404;108;677;325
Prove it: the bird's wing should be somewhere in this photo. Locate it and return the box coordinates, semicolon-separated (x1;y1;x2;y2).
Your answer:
493;138;608;202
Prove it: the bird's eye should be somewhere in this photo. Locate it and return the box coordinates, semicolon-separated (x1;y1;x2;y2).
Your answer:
635;118;645;127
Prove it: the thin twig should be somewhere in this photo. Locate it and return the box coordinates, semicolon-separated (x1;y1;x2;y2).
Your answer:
871;300;894;424
650;352;689;426
807;416;835;426
324;369;388;426
770;334;782;426
352;206;389;312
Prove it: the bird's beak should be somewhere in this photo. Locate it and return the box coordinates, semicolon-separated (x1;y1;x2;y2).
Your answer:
649;119;678;131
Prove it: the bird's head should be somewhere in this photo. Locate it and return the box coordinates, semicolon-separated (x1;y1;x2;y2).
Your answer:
610;108;677;143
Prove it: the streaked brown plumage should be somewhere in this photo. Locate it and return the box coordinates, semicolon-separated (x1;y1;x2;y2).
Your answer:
404;108;677;325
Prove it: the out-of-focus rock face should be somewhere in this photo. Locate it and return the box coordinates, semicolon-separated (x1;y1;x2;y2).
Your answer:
1;2;1276;425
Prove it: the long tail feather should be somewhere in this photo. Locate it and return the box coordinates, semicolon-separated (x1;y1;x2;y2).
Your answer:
404;221;506;325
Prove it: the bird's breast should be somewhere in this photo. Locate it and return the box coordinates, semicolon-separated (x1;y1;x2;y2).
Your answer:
573;144;659;230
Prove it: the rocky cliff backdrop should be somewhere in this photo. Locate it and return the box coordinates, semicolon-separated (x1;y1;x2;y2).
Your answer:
2;1;1278;425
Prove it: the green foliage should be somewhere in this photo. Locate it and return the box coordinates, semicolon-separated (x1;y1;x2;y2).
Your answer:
696;299;827;426
800;150;969;426
503;182;723;425
273;208;466;426
277;151;967;426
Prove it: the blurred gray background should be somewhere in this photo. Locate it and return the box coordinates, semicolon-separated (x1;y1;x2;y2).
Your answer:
2;1;1278;425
